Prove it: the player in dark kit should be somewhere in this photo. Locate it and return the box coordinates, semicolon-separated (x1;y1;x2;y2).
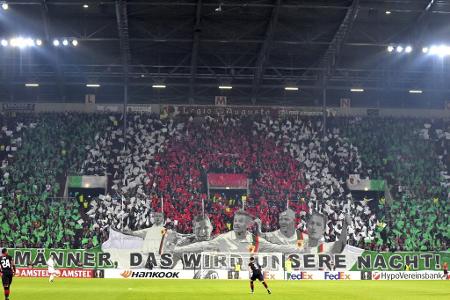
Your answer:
248;257;271;294
0;248;15;300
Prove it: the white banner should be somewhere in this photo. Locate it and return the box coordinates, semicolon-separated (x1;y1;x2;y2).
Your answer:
127;105;152;113
96;104;121;112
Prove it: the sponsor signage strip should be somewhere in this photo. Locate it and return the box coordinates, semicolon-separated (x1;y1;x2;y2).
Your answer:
105;269;364;280
362;271;448;281
16;268;94;278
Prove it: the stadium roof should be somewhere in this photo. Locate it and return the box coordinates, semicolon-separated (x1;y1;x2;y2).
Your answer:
1;0;450;107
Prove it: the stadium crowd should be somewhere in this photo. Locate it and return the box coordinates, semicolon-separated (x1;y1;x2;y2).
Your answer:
0;113;108;248
0;111;448;252
84;115;376;248
334;117;449;251
82;114;182;246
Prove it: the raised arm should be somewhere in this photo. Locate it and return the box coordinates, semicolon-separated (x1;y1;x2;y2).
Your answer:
330;215;351;253
258;237;306;254
253;218;267;239
123;228;148;239
172;238;220;253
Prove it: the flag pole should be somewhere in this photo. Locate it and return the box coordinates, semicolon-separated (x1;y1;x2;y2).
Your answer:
202;198;205;217
121;195;124;230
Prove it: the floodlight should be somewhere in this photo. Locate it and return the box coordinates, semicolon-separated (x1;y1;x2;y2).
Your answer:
25;83;39;87
284;86;299;91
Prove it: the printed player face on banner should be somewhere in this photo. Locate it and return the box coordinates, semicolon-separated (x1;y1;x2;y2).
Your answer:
152;212;164;226
233;212;253;236
279;209;296;237
193;216;212;241
307;213;327;243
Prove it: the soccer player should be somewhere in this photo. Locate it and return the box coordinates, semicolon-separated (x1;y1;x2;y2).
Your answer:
47;254;59;283
443;262;448;280
0;248;15;300
248;257;271;295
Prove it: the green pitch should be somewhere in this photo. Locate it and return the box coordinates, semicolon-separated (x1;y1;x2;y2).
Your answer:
9;278;450;300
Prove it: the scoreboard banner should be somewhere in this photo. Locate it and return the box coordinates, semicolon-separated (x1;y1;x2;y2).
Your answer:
3;248;449;272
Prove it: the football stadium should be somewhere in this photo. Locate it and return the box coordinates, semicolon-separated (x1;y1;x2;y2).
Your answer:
0;1;449;300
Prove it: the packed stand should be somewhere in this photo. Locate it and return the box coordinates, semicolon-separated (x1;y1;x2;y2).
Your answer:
333;117;449;251
85;115;377;248
0;112;109;248
1;111;447;252
82;114;183;245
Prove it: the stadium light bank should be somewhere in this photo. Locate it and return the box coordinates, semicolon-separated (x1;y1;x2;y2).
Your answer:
1;37;42;48
387;43;450;57
0;37;78;48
